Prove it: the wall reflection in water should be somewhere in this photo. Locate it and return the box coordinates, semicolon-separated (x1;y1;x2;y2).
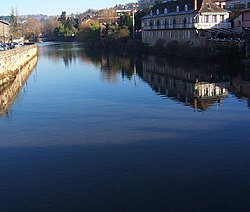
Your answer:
0;56;38;116
83;50;250;110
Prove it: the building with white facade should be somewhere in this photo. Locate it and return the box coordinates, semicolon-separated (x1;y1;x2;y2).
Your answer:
141;0;231;46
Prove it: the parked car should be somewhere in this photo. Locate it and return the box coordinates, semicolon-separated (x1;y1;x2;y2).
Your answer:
0;43;9;51
6;43;15;49
12;42;19;47
0;44;5;51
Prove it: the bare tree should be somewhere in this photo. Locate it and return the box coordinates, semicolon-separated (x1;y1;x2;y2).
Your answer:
41;17;61;40
22;18;42;41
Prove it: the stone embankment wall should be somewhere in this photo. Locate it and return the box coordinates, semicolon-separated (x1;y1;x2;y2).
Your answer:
0;55;38;116
0;44;38;86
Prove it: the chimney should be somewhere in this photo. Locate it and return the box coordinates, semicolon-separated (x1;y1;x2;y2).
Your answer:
194;0;198;10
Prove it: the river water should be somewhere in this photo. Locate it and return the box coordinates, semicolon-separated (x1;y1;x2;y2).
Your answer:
0;42;250;211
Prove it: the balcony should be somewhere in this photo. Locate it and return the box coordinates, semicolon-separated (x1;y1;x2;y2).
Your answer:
195;22;231;29
143;23;195;30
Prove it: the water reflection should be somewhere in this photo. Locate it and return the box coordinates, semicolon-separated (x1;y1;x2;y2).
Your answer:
82;49;136;83
1;43;250;212
39;42;83;67
83;50;250;110
0;56;38;117
141;56;230;111
231;66;250;108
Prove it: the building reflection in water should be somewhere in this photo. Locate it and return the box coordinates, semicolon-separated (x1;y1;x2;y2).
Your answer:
231;66;250;108
142;57;230;110
83;48;250;110
142;56;230;111
0;56;38;117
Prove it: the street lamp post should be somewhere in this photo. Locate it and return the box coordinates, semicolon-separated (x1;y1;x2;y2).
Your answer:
132;6;136;39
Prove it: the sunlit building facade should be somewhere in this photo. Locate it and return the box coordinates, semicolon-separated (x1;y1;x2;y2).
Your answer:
0;20;10;43
141;0;231;46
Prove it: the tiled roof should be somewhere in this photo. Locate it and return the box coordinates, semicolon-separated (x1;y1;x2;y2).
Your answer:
199;0;228;13
0;20;10;25
150;0;203;14
144;0;228;17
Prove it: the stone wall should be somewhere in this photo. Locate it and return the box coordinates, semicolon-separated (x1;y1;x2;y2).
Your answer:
0;55;38;116
0;44;38;86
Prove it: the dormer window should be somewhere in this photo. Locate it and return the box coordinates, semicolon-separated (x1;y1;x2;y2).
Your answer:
206;3;211;9
176;5;179;12
164;8;168;14
150;10;153;16
184;4;188;11
156;9;160;15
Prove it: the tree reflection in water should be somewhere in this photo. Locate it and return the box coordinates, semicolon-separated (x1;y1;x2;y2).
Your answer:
83;49;250;110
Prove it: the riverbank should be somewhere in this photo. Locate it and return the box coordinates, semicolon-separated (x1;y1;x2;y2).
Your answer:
0;55;38;116
0;44;38;87
83;38;244;64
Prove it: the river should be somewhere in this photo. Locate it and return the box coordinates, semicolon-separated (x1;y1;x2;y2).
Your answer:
0;42;250;211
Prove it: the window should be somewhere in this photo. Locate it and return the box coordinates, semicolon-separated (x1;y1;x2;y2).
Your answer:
150;20;153;27
150;10;153;16
164;8;168;14
220;15;224;22
185;4;188;11
183;17;187;26
206;3;211;9
195;16;199;23
173;18;176;28
190;17;193;23
212;15;217;23
176;6;179;12
156;9;160;15
204;15;209;23
157;19;160;26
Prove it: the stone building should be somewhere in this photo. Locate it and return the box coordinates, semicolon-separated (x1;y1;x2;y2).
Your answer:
0;20;10;43
141;0;231;46
226;0;250;10
232;9;250;32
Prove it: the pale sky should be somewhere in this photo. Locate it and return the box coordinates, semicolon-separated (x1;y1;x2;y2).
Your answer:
0;0;136;16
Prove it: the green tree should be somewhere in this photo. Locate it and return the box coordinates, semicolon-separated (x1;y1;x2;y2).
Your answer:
119;14;132;29
54;12;79;41
9;7;20;39
119;14;133;38
54;24;66;40
58;11;67;25
65;17;76;32
85;21;100;42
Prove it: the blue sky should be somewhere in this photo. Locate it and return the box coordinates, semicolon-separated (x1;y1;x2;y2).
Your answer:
0;0;135;16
